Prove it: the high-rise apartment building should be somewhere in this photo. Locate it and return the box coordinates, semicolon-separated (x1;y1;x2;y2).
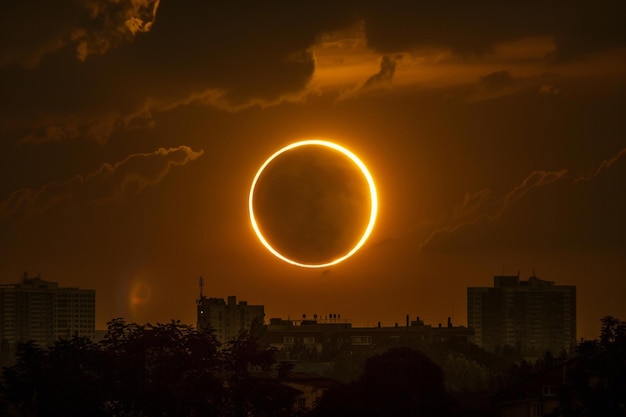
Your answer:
196;295;265;343
468;275;576;355
0;274;95;362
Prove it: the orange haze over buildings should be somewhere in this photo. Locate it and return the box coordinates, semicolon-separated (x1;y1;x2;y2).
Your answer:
1;2;626;341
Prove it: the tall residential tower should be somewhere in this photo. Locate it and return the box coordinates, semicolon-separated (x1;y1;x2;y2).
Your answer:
0;274;95;363
468;275;576;355
196;294;265;343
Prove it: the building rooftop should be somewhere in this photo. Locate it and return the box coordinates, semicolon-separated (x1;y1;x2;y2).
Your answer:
493;275;557;288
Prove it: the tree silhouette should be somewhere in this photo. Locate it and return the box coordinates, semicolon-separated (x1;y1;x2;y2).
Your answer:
557;316;626;417
2;341;52;416
1;337;106;416
220;333;297;417
442;352;490;392
97;319;226;416
311;347;452;417
0;319;298;417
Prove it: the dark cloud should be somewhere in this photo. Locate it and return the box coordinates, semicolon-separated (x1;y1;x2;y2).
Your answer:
336;53;402;102
0;1;358;143
0;1;82;69
478;71;514;91
3;1;624;145
539;84;560;95
361;0;626;61
0;0;159;68
468;70;517;102
363;54;402;89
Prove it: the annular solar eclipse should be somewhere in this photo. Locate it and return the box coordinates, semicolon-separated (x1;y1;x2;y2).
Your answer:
249;139;378;268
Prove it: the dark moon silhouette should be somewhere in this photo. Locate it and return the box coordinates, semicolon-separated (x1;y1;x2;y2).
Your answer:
252;145;372;265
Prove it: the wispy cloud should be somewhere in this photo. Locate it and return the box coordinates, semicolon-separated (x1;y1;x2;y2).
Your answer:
417;147;626;251
17;100;161;146
18;124;81;145
419;169;567;250
0;145;203;218
574;147;626;183
502;169;568;206
16;87;311;146
417;189;495;251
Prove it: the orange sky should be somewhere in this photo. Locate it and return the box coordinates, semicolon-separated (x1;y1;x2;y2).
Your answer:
1;1;626;341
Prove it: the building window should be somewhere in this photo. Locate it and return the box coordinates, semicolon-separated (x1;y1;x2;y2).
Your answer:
350;336;372;345
303;336;316;345
531;402;543;417
283;336;294;345
542;385;556;397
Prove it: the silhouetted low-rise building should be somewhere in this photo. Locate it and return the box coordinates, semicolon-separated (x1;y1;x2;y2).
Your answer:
264;315;474;357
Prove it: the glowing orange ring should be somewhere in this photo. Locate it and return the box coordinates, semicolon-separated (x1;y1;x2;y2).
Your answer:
249;139;378;268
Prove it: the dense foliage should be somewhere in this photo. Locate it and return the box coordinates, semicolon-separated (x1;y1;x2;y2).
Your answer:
556;316;626;417
0;319;292;417
1;316;623;417
310;347;452;417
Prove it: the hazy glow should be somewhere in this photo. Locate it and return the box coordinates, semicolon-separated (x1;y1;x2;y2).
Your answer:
130;282;152;307
249;139;378;268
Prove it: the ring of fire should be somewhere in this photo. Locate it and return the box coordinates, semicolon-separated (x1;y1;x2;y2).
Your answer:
249;139;378;268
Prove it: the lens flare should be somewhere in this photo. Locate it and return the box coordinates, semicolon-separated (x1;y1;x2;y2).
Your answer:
249;139;378;268
130;282;152;307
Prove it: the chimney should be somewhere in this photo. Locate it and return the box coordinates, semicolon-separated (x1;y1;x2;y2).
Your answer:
406;314;409;327
447;317;452;328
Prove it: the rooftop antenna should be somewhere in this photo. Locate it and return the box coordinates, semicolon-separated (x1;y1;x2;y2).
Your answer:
199;276;204;299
